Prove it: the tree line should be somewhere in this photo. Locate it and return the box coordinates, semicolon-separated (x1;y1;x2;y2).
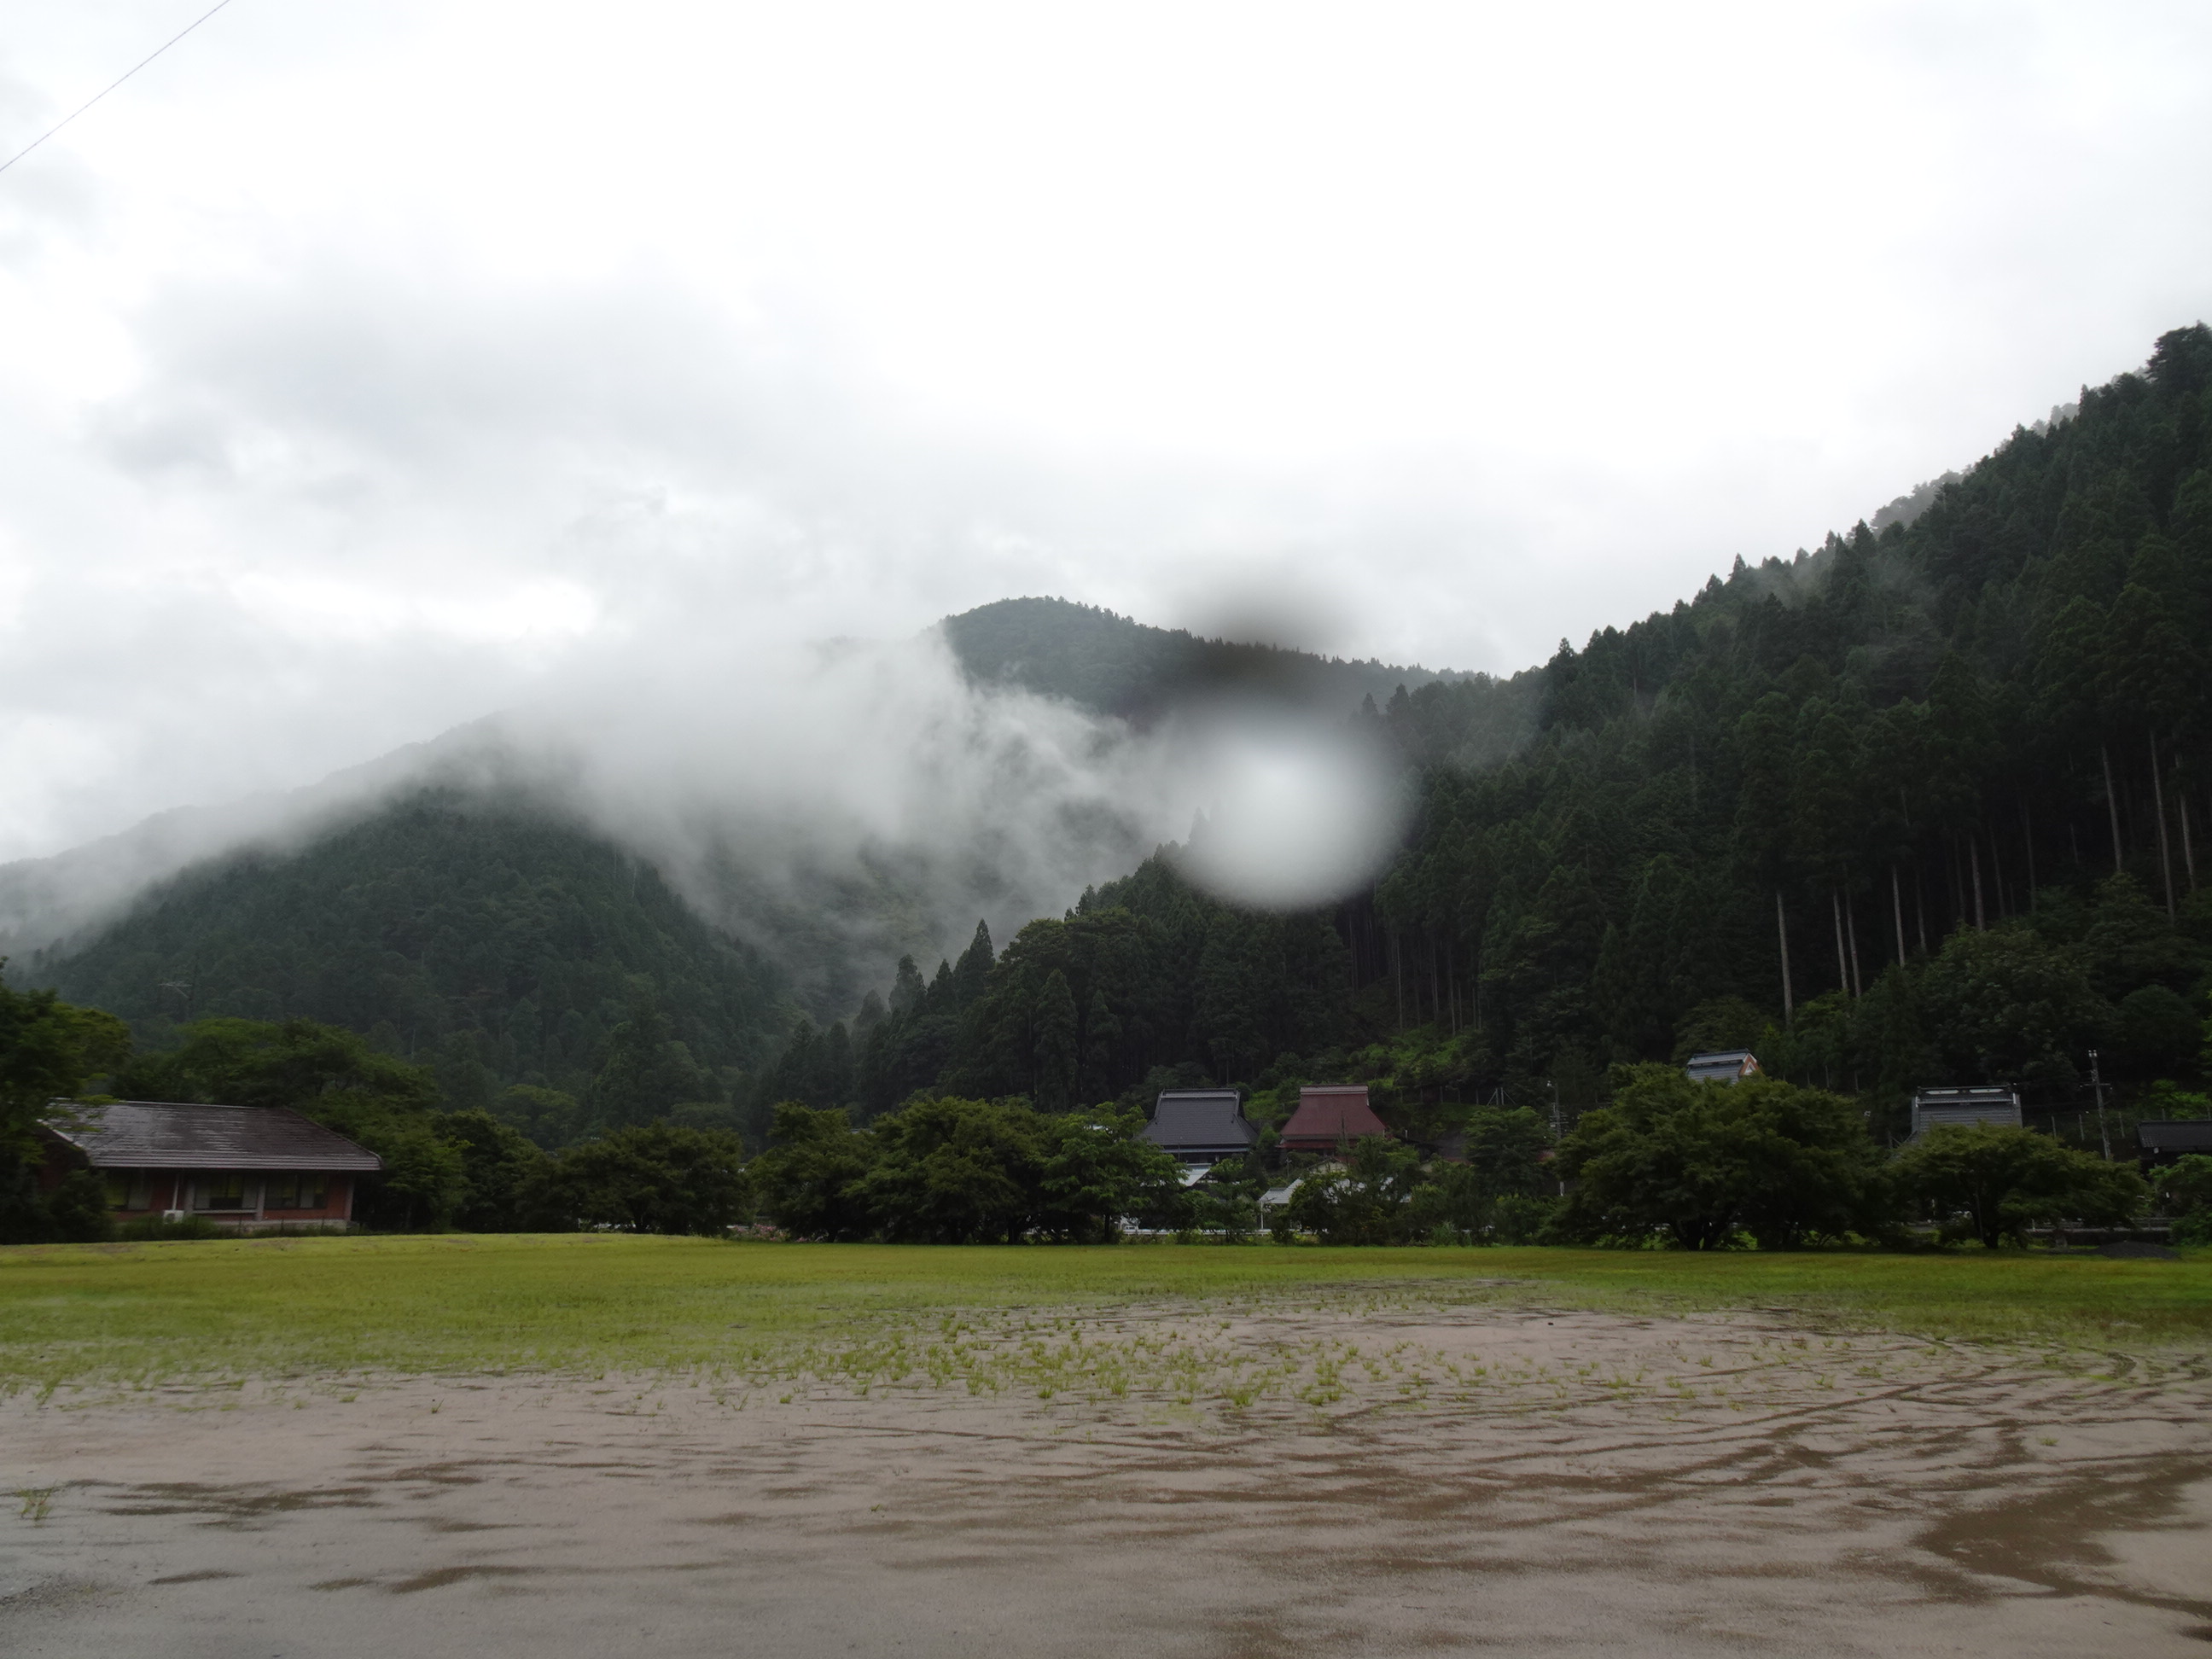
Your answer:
9;980;2205;1250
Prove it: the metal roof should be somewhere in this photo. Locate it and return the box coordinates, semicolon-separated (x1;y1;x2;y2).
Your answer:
2139;1119;2212;1153
1910;1087;2022;1138
1280;1086;1388;1146
40;1101;384;1173
1685;1051;1760;1085
1141;1090;1256;1155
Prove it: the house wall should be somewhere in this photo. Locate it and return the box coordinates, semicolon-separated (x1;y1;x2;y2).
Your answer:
40;1167;359;1230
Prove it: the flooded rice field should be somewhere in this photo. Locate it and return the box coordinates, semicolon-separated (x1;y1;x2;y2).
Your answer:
4;1301;2209;1656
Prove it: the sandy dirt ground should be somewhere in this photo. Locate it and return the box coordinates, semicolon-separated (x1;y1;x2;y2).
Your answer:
3;1301;2209;1658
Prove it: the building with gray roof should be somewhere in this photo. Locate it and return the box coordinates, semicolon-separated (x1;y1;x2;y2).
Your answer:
38;1100;382;1230
1140;1090;1257;1166
1909;1087;2022;1139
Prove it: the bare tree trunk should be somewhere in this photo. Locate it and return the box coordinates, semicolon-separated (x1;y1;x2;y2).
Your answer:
1832;888;1851;996
1915;862;1929;954
2151;733;2177;921
1891;864;1906;965
1969;836;1986;930
2103;743;2124;872
2021;800;2038;906
1845;896;1864;997
2182;790;2198;894
1776;890;1795;1026
1986;828;2007;918
1394;932;1404;1028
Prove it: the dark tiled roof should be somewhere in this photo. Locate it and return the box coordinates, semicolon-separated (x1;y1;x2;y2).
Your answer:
41;1101;383;1172
2139;1120;2212;1153
1281;1086;1388;1146
1142;1091;1256;1154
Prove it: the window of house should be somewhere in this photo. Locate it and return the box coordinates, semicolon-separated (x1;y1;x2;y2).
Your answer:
194;1173;253;1211
103;1172;152;1210
265;1174;327;1210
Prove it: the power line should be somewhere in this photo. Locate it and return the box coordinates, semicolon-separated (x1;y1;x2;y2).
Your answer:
0;0;238;179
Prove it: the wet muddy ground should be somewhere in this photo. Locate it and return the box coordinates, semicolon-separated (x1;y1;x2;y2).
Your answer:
3;1302;2209;1656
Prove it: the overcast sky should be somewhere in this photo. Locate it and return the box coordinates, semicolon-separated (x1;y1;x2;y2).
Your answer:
3;0;2209;862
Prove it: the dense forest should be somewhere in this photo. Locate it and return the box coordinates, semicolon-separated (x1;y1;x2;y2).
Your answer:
22;326;2212;1166
760;324;2212;1150
40;789;783;1120
945;596;1499;725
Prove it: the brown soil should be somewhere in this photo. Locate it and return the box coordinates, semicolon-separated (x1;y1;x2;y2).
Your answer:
3;1303;2209;1656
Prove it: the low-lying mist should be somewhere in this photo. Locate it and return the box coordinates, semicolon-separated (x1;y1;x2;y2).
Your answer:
0;620;1412;1018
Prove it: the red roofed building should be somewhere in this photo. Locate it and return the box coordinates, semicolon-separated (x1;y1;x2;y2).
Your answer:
37;1101;382;1231
1278;1086;1389;1154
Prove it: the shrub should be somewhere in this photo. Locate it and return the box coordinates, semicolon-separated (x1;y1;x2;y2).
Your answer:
117;1213;224;1241
1891;1124;2144;1248
1554;1065;1890;1249
1285;1138;1426;1244
749;1103;877;1240
532;1123;751;1236
2152;1153;2212;1219
44;1169;115;1243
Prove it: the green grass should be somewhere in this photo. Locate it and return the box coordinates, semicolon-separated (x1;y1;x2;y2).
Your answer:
0;1235;2205;1394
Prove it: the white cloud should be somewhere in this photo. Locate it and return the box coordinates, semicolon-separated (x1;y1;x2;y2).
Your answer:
0;0;2209;861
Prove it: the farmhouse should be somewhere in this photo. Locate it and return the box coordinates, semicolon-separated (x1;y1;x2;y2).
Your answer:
1278;1086;1389;1154
38;1100;382;1231
1684;1050;1761;1085
1909;1086;2023;1138
2137;1118;2212;1170
1141;1090;1258;1166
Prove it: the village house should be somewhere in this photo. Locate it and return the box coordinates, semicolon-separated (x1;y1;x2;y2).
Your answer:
1278;1085;1389;1154
1684;1050;1761;1085
1140;1090;1258;1166
2136;1118;2212;1172
38;1100;383;1231
1908;1086;2023;1139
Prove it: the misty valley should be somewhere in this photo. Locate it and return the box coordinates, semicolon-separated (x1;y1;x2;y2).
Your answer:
7;328;2212;1197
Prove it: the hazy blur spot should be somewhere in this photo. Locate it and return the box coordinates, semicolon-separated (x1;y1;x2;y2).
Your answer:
1175;713;1406;911
1176;573;1353;658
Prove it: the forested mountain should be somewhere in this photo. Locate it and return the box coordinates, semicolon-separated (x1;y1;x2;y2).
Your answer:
40;789;782;1111
761;324;2212;1148
22;326;2212;1157
16;603;1470;1135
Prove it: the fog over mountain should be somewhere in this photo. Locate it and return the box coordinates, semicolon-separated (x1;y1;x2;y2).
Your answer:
5;3;2209;867
0;602;1455;1012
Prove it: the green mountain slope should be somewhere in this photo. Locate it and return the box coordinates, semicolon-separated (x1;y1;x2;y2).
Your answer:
38;788;783;1103
945;596;1516;722
776;324;2212;1147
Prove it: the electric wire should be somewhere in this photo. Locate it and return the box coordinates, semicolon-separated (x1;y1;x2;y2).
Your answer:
0;0;238;178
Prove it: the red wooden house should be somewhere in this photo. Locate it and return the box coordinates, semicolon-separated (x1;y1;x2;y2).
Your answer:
1278;1085;1389;1154
38;1101;383;1231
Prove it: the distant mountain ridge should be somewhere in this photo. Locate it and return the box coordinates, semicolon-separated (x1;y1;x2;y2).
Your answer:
943;596;1484;720
5;602;1469;1100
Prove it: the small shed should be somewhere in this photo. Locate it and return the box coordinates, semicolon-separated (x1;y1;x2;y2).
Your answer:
1141;1090;1257;1166
1279;1086;1388;1154
1910;1086;2022;1139
2137;1119;2212;1171
38;1100;383;1231
1685;1051;1761;1085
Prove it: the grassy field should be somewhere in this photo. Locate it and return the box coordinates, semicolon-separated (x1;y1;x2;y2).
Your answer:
0;1235;2206;1396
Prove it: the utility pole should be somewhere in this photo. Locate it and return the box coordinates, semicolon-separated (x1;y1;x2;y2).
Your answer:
2087;1049;2112;1161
